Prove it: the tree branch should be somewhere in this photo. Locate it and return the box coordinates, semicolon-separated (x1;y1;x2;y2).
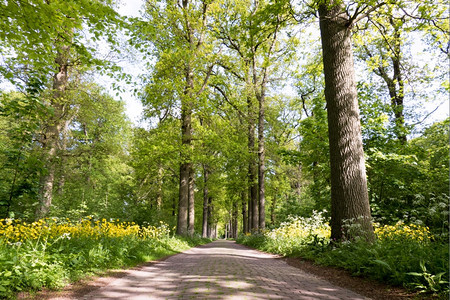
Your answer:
197;64;215;95
347;2;386;27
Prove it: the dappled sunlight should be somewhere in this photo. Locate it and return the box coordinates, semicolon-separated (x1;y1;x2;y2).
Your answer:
85;240;368;299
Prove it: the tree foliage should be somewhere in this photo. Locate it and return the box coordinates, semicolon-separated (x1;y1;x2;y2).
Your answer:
0;0;447;243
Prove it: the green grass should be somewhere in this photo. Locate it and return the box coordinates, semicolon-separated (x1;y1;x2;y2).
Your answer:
0;234;211;299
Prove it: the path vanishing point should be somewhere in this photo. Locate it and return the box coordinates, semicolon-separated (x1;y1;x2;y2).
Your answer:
83;240;370;300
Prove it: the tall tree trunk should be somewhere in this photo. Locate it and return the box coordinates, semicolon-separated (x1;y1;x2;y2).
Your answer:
241;190;248;233
247;189;252;231
232;200;238;238
318;1;374;241
187;166;195;236
248;95;258;231
207;195;214;238
36;45;69;220
177;0;198;237
202;165;209;238
248;121;259;231
177;49;195;234
177;103;191;235
55;115;75;196
257;89;266;230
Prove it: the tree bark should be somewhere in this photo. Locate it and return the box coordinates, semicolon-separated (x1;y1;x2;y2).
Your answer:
187;165;195;236
202;165;209;238
176;98;191;235
207;195;214;238
55;116;75;197
177;22;195;235
257;86;266;230
241;190;248;233
232;200;238;238
318;1;374;241
36;45;70;220
248;94;259;231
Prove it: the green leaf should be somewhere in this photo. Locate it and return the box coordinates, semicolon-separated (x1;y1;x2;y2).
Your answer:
2;271;12;277
373;259;392;271
406;272;423;276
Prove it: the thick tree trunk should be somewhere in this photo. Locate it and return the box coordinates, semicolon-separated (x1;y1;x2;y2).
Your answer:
177;0;198;237
36;46;69;220
318;1;374;241
37;154;57;219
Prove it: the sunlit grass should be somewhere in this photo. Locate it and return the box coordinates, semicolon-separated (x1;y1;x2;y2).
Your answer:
0;217;210;299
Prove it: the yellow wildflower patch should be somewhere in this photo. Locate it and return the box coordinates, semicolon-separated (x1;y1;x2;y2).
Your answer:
374;222;431;243
0;218;170;243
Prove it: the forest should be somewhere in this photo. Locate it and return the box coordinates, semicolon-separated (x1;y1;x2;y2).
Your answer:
0;0;448;298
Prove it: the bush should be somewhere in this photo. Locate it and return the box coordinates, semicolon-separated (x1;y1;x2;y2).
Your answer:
237;213;449;296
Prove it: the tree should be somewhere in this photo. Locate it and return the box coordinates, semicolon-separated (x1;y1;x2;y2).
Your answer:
0;0;122;90
51;84;132;219
212;0;296;231
0;83;131;220
0;92;44;219
0;0;124;219
317;0;375;241
136;0;217;236
35;41;71;219
361;14;408;143
353;1;448;144
129;119;180;226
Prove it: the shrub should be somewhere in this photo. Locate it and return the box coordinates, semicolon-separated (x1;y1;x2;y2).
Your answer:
237;213;449;296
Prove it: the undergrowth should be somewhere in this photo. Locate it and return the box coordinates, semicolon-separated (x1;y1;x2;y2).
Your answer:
0;217;211;299
237;211;449;297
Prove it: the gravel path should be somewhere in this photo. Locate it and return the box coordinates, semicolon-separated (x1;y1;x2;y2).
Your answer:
83;240;370;300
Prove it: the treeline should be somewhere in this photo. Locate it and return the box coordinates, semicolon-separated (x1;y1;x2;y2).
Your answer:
0;0;448;240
